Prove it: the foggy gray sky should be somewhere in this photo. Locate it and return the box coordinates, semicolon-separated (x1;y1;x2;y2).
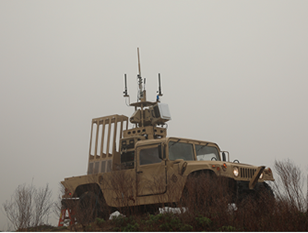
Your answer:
1;0;308;229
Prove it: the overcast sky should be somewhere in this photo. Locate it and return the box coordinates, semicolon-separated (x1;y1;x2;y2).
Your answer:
1;0;308;230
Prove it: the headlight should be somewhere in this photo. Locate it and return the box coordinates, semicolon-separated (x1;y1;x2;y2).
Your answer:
233;167;239;177
259;172;263;179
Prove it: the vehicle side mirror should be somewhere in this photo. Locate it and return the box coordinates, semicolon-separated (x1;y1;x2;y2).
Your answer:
222;152;226;161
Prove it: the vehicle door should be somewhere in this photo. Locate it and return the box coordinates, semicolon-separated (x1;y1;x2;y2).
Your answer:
136;144;166;196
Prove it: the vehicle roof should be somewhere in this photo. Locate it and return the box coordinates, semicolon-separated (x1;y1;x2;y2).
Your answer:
135;136;221;149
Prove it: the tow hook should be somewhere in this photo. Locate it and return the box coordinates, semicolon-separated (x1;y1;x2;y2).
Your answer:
249;166;265;189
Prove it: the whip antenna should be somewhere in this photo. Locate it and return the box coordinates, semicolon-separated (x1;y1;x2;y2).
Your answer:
123;74;129;97
137;48;145;101
156;73;163;102
137;48;141;77
158;73;163;96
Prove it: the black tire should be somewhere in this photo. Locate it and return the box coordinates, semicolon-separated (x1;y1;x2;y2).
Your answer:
181;172;231;215
255;182;274;197
255;182;275;207
76;191;110;225
237;182;274;208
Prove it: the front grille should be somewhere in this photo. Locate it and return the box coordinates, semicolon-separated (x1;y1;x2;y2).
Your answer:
240;168;257;179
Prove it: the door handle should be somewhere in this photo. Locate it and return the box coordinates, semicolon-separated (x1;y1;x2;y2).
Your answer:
137;171;143;174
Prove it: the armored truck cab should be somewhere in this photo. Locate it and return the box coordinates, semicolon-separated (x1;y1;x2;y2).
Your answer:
61;135;274;209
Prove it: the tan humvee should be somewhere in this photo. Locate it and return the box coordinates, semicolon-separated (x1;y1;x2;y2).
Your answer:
60;50;274;222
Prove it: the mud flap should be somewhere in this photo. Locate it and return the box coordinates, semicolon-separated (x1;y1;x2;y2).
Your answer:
249;166;265;190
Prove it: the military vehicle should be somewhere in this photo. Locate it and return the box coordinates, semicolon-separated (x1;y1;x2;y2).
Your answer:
60;49;274;223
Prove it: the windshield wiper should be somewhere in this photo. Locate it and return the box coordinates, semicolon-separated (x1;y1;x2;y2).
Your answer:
169;139;181;147
196;143;209;153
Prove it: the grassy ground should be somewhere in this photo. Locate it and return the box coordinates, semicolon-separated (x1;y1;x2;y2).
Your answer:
23;200;308;232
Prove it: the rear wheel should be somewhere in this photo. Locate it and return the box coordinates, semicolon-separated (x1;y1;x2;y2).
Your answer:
76;191;110;225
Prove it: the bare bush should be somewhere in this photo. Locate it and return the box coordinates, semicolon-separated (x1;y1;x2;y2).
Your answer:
33;184;53;226
2;183;53;231
52;183;65;220
272;159;306;212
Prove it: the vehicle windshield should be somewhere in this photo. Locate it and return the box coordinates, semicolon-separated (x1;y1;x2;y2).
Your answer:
195;144;220;161
168;141;194;161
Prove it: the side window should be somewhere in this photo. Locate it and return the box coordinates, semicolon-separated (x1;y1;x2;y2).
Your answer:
121;151;134;169
139;147;161;165
195;145;220;161
168;142;194;161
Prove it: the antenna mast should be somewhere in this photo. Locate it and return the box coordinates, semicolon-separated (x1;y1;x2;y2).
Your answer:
122;49;171;135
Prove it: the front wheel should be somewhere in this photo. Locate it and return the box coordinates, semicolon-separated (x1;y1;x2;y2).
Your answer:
180;172;233;215
255;182;274;203
237;182;274;208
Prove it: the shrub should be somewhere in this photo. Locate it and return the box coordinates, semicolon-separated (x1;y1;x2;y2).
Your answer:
195;215;212;229
145;212;192;231
122;222;140;232
219;225;236;231
111;215;139;231
95;217;105;226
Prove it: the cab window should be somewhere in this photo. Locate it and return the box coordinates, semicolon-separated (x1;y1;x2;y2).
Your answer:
121;151;134;169
168;141;194;161
139;147;161;165
195;145;220;161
